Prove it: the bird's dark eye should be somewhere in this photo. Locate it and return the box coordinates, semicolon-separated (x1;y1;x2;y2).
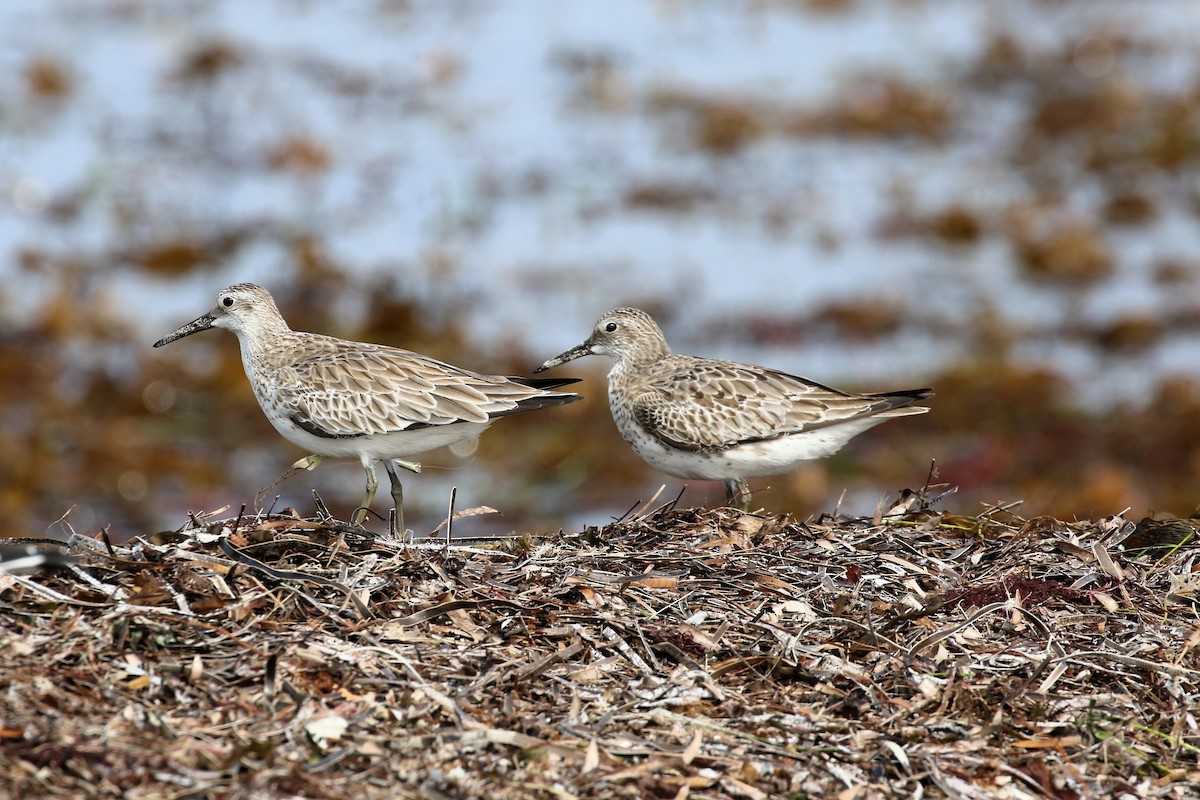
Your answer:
222;296;234;307
605;322;617;333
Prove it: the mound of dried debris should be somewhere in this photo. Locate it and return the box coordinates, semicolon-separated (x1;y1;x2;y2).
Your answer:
2;490;1198;799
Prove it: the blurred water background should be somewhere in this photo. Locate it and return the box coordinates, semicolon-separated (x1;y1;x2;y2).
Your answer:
4;0;1200;539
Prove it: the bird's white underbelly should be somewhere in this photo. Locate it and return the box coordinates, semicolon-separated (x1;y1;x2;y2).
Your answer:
247;370;494;463
616;416;890;480
265;412;492;462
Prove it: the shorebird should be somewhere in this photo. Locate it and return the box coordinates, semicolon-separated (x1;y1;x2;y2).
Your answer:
154;283;580;531
536;307;931;508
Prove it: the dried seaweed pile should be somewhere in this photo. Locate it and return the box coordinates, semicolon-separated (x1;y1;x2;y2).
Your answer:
2;492;1199;799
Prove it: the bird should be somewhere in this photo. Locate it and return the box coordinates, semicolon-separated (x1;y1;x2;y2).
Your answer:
154;283;580;532
535;307;931;509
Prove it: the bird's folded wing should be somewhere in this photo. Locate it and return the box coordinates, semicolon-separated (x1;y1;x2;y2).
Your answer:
632;362;896;451
280;344;546;436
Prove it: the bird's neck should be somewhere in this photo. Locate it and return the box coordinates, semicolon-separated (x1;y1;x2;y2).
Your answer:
620;342;670;372
610;344;669;381
234;319;295;374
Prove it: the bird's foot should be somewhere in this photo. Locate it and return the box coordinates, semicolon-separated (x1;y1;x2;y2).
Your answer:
258;455;329;510
291;454;328;471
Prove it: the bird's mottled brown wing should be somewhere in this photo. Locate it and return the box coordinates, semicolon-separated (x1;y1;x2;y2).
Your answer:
630;357;928;452
275;336;577;437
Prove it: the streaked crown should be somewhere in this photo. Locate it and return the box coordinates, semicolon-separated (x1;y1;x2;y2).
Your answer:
209;283;289;336
587;307;670;365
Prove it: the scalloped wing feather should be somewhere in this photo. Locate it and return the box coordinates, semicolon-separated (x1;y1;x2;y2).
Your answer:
630;357;926;452
270;336;569;437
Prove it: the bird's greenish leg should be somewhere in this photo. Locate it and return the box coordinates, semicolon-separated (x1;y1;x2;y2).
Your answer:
352;460;378;527
384;459;408;537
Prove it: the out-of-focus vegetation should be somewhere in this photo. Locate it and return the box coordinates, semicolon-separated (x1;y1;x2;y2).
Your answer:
3;2;1200;537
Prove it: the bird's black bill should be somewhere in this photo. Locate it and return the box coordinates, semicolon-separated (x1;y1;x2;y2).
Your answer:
534;341;592;373
153;312;217;348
